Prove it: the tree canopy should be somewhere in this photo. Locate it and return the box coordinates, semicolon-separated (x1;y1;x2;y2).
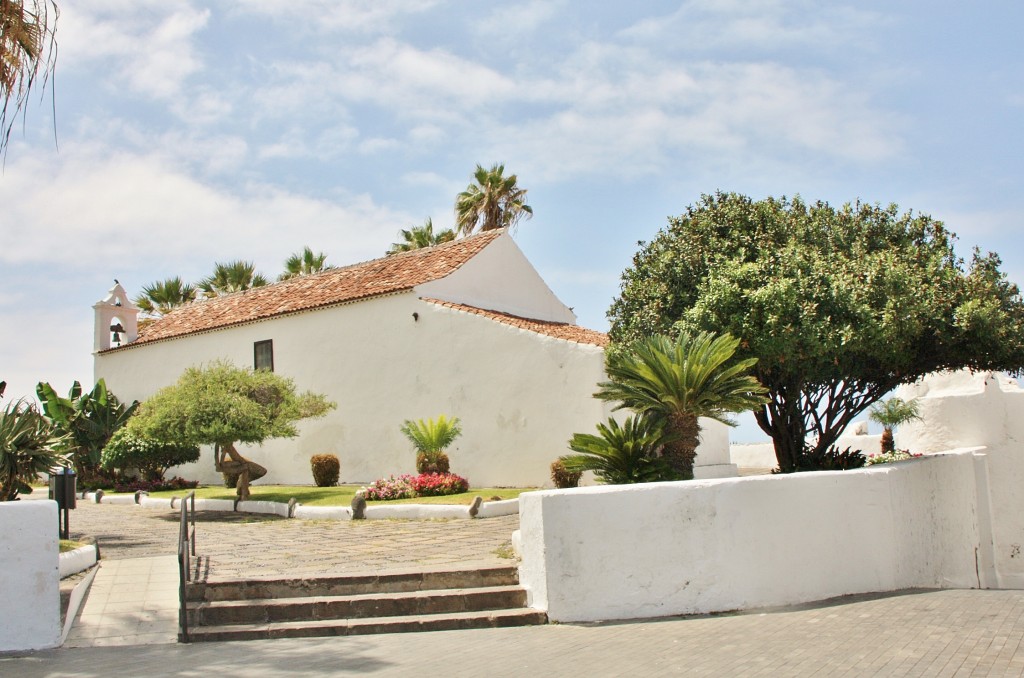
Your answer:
388;218;455;255
608;192;1024;472
454;163;532;236
0;0;58;155
199;260;269;297
279;247;333;281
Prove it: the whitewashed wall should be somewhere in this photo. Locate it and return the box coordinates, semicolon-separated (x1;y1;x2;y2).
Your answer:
730;428;883;469
519;451;988;623
0;501;61;651
96;299;733;488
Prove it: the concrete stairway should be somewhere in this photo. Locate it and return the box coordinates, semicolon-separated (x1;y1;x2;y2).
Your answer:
183;565;546;642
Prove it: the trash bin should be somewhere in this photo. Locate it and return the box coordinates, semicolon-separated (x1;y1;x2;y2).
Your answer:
49;467;76;539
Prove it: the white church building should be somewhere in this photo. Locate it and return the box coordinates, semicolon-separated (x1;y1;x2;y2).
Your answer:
93;229;733;487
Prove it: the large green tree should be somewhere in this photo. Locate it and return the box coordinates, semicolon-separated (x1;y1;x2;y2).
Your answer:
134;277;197;317
596;332;767;479
124;361;334;500
608;192;1024;473
387;218;455;255
1;0;57;155
454;163;533;236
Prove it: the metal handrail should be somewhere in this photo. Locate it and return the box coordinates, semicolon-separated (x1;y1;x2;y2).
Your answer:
177;491;196;643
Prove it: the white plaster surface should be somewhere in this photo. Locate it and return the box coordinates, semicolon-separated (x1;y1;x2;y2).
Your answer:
59;544;98;578
0;501;61;651
519;452;986;623
730;428;883;469
293;505;352;521
99;493;136;505
364;504;470;520
193;498;236;512
236;500;291;517
475;499;519;518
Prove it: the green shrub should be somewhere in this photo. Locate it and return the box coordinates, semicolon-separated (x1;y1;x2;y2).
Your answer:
550;459;582;488
101;428;200;481
310;454;340;487
402;415;461;475
786;445;866;472
561;415;684;485
0;400;69;501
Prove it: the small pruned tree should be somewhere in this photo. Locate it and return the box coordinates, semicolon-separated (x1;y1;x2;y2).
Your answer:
609;192;1024;473
101;428;200;481
561;415;680;485
124;361;334;500
0;399;68;501
596;332;768;479
868;397;921;453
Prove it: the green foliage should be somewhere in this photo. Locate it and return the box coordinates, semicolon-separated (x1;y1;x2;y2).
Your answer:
550;459;582;489
608;192;1024;472
455;163;533;236
133;277;197;317
126;360;335;449
279;247;333;281
561;415;682;485
0;0;58;157
199;260;269;297
0;399;68;501
416;451;450;475
36;379;138;476
101;427;200;481
388;218;456;255
310;453;340;487
597;332;767;478
401;415;462;454
791;445;866;472
868;397;922;430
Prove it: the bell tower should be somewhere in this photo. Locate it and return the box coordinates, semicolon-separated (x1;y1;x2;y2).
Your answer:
93;281;139;352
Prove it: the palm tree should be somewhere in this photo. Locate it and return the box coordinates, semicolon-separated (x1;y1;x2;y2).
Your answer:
561;415;680;485
596;332;769;479
387;218;456;255
1;0;58;155
278;247;333;281
868;397;921;453
454;163;533;236
133;277;197;317
198;261;269;297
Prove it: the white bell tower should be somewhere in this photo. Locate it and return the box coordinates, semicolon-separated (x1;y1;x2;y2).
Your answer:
93;281;139;352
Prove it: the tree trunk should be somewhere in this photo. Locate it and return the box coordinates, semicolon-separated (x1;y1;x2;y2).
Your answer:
880;428;894;453
216;442;267;501
664;411;699;480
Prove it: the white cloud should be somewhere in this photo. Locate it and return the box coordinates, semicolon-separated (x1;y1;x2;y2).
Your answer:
227;0;440;34
474;0;562;42
59;2;210;100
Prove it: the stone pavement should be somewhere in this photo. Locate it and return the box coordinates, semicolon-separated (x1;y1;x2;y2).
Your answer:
6;588;1024;676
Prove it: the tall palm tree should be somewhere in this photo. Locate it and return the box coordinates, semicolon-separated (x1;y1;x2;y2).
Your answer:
387;218;455;255
1;0;58;155
198;261;269;297
278;246;333;281
868;397;921;453
596;332;769;479
454;163;533;236
133;277;197;317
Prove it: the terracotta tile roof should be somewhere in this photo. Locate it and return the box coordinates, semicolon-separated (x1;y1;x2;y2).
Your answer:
124;230;504;348
423;298;609;348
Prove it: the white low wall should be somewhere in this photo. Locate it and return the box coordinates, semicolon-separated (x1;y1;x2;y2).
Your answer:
0;501;61;651
519;451;988;623
730;429;883;469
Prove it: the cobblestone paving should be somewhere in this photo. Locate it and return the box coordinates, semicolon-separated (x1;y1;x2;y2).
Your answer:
68;500;517;578
9;589;1024;676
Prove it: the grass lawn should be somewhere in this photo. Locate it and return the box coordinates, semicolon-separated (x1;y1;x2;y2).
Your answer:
142;484;536;507
59;540;88;553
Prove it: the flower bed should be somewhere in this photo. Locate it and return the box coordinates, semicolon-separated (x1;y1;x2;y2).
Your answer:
865;450;923;466
362;472;470;501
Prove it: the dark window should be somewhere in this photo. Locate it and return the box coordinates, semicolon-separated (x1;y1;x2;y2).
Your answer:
254;340;274;372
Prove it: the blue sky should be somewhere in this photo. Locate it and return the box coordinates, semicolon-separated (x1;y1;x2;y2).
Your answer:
1;1;1021;442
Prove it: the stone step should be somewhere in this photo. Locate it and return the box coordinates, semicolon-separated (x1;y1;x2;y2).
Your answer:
188;585;528;626
184;607;548;643
188;565;520;602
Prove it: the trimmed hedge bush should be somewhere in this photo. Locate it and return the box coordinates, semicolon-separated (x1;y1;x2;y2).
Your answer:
550;459;582;489
310;453;340;487
101;428;200;481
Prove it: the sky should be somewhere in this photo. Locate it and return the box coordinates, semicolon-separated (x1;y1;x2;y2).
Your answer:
1;1;1022;442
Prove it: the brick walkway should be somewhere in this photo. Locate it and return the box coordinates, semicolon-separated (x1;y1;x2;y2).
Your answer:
68;500;517;577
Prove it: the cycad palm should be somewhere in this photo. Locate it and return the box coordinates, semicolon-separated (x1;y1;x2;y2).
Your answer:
868;397;921;453
388;219;456;255
1;0;57;155
561;415;680;485
597;332;768;479
134;277;197;317
454;163;533;236
199;261;269;297
279;247;333;281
